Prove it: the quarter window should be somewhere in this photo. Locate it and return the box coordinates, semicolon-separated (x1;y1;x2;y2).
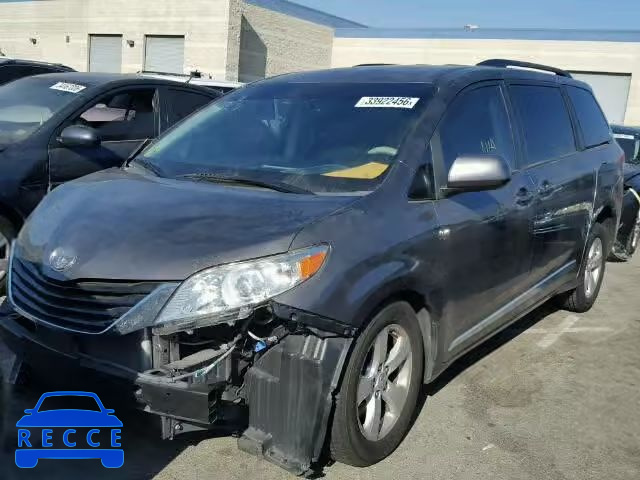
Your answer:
431;85;515;181
567;86;611;149
509;85;576;166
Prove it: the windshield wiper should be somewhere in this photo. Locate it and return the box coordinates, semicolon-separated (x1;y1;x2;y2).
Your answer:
180;173;314;195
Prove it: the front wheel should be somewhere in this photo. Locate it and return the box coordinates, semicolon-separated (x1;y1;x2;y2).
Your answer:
330;302;424;467
558;222;608;313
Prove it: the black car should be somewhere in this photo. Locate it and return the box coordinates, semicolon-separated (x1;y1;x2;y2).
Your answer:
611;124;640;260
0;60;623;474
0;72;226;289
0;57;74;86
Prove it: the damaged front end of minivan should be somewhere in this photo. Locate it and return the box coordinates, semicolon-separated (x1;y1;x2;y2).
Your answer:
2;243;355;475
135;300;355;475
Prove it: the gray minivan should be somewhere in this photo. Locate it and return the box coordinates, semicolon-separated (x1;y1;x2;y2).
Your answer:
0;60;623;474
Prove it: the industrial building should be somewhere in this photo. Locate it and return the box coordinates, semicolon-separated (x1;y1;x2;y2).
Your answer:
0;0;639;123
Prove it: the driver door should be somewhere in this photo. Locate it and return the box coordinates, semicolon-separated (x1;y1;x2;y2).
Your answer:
431;82;536;355
48;87;159;188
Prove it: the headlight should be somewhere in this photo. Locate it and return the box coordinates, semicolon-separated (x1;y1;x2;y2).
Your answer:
154;245;328;333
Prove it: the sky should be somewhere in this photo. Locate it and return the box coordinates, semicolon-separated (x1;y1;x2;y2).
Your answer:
292;0;640;30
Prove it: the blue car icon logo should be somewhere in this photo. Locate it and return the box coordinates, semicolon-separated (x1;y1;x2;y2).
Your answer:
15;391;124;468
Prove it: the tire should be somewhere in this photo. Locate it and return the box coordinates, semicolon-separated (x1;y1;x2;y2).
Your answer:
330;302;424;467
625;209;640;257
0;216;16;294
610;208;640;262
558;222;608;313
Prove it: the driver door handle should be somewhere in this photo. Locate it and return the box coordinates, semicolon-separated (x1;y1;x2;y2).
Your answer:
515;187;534;206
538;180;554;199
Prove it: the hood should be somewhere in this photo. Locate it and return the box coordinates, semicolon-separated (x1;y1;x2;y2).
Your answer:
17;169;356;281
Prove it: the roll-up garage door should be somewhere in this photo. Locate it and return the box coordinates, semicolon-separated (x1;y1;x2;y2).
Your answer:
570;72;631;124
89;35;122;73
144;36;185;74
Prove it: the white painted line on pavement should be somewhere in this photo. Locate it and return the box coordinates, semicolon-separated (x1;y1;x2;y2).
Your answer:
530;315;614;349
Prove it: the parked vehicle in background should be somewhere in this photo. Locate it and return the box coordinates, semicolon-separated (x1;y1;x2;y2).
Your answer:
0;60;623;475
611;124;640;260
0;58;74;86
0;72;227;290
140;71;243;95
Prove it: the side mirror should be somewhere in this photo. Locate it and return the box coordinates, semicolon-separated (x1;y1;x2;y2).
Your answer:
446;154;510;192
23;409;34;415
58;125;101;148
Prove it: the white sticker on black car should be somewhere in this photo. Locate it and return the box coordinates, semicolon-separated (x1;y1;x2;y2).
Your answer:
355;97;420;109
50;82;87;94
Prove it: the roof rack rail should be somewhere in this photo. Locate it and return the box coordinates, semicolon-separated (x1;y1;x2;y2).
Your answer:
353;63;396;67
477;59;572;78
138;70;202;78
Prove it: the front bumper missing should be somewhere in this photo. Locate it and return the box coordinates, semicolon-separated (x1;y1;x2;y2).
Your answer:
0;301;354;476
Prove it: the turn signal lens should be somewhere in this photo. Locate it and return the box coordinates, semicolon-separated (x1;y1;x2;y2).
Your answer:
299;250;327;280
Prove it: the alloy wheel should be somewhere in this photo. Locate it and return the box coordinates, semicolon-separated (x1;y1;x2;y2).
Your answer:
584;237;603;298
356;324;413;441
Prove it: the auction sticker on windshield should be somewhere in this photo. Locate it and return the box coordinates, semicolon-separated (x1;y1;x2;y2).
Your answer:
50;82;86;94
355;97;420;109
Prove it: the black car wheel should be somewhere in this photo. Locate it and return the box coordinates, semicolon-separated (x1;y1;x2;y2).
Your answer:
0;216;15;293
330;302;424;467
558;222;608;313
610;200;640;261
626;210;640;256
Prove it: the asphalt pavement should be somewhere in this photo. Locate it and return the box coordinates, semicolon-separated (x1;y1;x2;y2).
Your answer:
1;255;639;480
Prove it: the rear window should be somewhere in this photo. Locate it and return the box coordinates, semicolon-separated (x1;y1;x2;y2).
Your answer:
567;86;611;149
510;85;576;166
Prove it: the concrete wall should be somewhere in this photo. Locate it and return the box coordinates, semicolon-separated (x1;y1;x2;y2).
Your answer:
332;37;640;124
0;0;233;79
237;1;333;82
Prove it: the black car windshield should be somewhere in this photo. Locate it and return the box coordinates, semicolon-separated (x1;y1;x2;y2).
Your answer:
0;77;87;147
136;82;433;193
615;135;640;165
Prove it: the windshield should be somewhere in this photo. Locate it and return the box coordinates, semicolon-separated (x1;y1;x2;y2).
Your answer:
0;77;87;147
615;135;640;165
37;395;101;412
136;82;432;193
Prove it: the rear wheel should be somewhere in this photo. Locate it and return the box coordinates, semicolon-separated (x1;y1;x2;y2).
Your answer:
558;222;608;313
0;216;16;294
330;302;424;467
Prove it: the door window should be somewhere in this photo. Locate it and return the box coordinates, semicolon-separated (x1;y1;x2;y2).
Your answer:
509;85;576;166
74;88;157;141
165;89;215;126
431;84;515;183
566;86;611;149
